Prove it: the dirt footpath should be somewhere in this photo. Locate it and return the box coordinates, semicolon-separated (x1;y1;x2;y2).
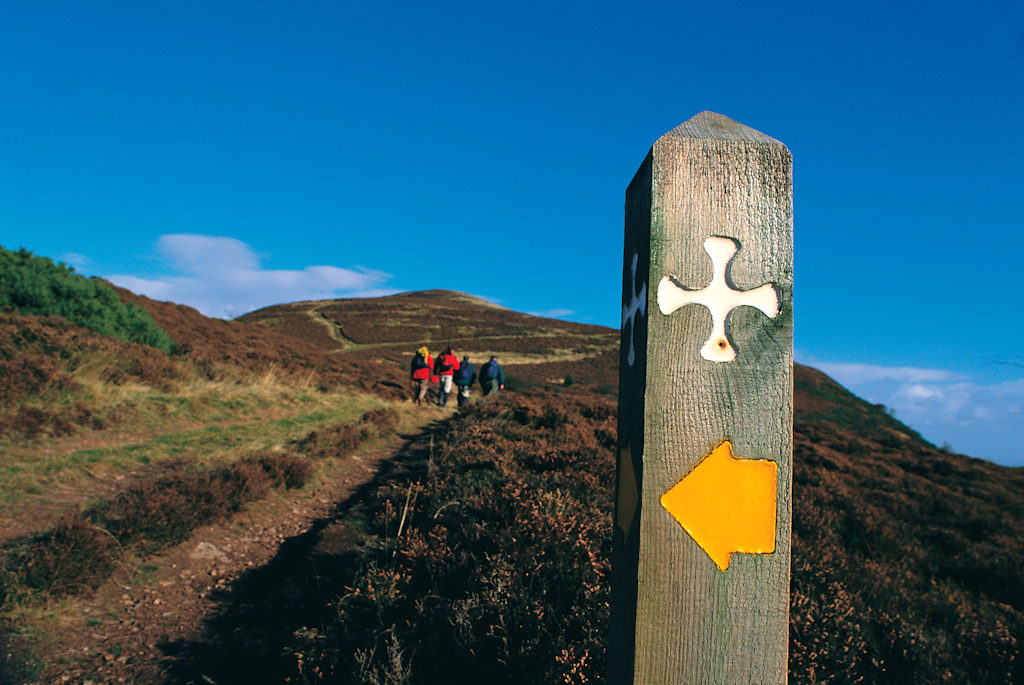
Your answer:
24;416;439;685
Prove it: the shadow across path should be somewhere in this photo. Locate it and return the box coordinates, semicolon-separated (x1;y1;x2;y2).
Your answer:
159;425;437;684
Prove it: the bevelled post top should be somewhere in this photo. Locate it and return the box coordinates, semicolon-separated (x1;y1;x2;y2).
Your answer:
663;111;784;146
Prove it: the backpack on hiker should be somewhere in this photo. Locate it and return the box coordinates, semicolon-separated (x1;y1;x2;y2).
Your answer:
480;360;495;382
437;353;454;374
412;352;429;371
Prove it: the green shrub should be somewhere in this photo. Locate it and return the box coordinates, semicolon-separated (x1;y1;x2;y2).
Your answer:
0;245;174;353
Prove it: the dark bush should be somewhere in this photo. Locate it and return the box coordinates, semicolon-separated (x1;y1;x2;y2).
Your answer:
2;517;118;599
246;453;313;490
0;356;72;406
502;370;539;392
90;471;243;550
296;409;398;459
360;407;400;433
297;424;369;459
14;401;111;439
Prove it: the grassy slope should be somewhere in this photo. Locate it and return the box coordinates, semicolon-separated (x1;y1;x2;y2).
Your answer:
0;312;392;519
0;288;422;681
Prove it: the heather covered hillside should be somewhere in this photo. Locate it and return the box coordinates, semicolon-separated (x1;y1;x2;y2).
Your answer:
240;289;1024;681
790;367;1024;681
158;371;1024;683
0;258;1021;682
238;290;620;393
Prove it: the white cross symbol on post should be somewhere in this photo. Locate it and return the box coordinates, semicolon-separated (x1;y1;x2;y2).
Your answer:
657;236;781;363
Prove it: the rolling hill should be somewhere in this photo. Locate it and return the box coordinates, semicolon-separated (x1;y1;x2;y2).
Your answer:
0;273;1021;682
237;289;620;392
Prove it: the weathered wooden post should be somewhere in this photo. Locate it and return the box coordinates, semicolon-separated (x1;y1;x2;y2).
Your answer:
611;111;793;683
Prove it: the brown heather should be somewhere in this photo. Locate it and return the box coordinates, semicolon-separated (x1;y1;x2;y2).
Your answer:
162;391;616;684
0;285;1020;683
789;367;1024;682
166;373;1023;683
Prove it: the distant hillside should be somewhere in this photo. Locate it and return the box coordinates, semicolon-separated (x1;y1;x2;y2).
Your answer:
238;289;619;391
112;285;407;399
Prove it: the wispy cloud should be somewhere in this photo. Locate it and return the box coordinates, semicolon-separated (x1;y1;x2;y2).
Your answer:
809;361;966;384
528;308;575;319
106;234;397;318
798;353;1024;465
61;253;92;271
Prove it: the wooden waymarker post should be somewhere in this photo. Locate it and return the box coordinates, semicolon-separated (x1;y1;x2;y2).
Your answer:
612;111;793;683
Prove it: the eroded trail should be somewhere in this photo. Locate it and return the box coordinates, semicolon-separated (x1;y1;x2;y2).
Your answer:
26;409;444;684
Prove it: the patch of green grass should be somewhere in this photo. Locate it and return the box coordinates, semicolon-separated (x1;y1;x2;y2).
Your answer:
1;408;399;619
0;395;385;512
132;564;159;586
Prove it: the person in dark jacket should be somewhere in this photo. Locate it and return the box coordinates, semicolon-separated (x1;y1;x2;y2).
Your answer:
454;355;477;406
410;346;433;406
479;355;505;396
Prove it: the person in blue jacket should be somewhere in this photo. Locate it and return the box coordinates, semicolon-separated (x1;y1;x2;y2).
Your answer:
479;355;505;396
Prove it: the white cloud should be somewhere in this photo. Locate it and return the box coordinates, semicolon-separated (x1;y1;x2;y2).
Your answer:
106;234;397;318
901;383;944;400
810;360;965;384
528;308;575;318
798;353;1024;465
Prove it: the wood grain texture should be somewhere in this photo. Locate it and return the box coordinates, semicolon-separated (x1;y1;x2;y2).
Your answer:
613;111;793;684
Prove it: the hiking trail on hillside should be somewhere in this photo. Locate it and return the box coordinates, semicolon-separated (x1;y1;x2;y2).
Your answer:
21;409;444;684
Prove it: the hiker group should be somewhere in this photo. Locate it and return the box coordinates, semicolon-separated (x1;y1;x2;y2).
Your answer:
410;346;504;407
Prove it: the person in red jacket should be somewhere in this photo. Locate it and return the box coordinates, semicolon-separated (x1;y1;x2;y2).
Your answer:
410;346;433;406
433;346;460;407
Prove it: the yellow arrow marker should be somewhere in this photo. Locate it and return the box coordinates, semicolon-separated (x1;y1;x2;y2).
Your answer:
660;441;777;571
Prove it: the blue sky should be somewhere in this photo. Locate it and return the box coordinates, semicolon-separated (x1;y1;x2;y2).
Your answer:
2;1;1022;464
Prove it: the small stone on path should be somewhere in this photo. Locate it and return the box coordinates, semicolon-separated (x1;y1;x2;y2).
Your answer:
190;542;229;562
